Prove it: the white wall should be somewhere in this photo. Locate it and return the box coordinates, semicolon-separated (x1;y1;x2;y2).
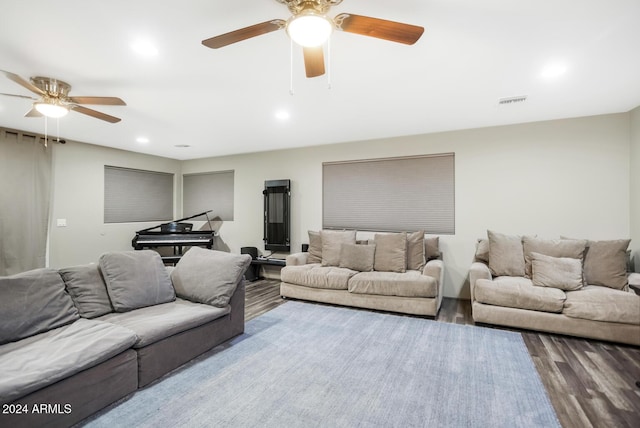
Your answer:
182;113;631;298
48;141;181;268
45;112;632;295
631;106;640;271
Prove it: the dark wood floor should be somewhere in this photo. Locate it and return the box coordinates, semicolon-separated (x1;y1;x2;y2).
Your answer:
245;279;640;428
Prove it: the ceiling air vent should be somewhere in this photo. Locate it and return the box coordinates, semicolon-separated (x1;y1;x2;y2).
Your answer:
498;95;527;105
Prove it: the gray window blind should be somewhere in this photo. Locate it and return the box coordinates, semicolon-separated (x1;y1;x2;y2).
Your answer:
183;170;234;221
323;153;455;234
104;166;174;223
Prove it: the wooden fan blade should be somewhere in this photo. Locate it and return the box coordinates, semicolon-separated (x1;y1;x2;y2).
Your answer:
71;105;121;123
0;70;46;96
202;19;286;49
24;107;43;117
0;92;37;100
334;13;424;45
68;96;126;106
303;46;325;78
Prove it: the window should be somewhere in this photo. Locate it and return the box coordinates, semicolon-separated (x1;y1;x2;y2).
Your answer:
104;166;173;223
182;170;234;221
323;153;455;234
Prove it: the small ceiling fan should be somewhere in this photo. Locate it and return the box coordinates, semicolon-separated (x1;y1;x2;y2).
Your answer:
202;0;424;78
0;70;126;123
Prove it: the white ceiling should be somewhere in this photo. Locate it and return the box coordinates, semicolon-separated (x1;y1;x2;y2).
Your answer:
1;0;639;160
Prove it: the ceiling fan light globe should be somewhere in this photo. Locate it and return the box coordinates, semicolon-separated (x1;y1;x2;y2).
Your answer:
287;14;333;47
35;101;69;118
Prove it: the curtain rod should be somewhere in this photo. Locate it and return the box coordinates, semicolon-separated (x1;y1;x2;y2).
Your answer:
0;126;66;145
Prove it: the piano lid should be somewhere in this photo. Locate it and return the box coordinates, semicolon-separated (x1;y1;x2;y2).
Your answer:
136;210;212;234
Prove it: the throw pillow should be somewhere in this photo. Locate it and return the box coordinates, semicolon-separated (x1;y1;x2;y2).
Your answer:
425;236;441;261
488;230;525;277
59;263;113;318
523;237;587;278
406;230;425;271
374;232;407;273
583;239;631;290
475;238;490;264
307;230;322;264
320;230;357;266
0;268;79;345
530;252;583;291
339;243;376;272
99;250;176;312
171;247;251;307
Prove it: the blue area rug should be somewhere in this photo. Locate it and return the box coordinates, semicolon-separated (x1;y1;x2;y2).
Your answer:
84;301;560;427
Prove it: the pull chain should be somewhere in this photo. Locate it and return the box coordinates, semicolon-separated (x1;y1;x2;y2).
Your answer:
289;38;295;96
327;37;332;90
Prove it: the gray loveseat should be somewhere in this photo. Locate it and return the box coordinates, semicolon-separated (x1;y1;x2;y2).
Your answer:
469;231;640;346
0;247;250;428
280;230;444;316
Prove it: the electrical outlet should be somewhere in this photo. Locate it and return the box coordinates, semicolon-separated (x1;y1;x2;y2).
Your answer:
56;219;67;227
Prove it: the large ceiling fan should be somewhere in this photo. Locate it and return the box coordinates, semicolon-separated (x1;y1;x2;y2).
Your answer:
0;70;126;123
202;0;424;78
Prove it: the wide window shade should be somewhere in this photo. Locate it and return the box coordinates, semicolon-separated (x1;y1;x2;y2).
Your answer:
323;154;455;234
183;170;234;221
104;166;173;223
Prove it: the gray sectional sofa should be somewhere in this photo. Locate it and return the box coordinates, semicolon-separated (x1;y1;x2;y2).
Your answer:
280;230;444;316
469;231;640;345
0;247;250;428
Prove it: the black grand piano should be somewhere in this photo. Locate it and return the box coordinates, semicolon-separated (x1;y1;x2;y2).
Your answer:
132;210;216;264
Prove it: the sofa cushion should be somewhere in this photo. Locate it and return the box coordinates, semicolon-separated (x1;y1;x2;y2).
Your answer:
320;230;357;267
530;252;583;291
475;277;566;313
307;230;323;264
563;286;640;325
0;268;79;346
59;263;113;318
0;318;137;404
488;231;525;277
425;236;441;261
374;232;407;273
339;243;375;272
523;237;586;278
97;298;229;348
406;230;425;271
348;271;437;298
171;247;251;307
99;250;176;312
583;239;631;290
281;264;357;290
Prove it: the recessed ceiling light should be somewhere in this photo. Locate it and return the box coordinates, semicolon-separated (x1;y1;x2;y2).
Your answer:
540;63;567;79
136;136;150;144
131;39;158;56
174;144;190;148
275;110;290;120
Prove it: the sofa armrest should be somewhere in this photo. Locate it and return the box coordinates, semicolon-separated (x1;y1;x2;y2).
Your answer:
228;280;245;336
423;259;443;282
286;252;309;266
469;262;492;302
423;259;444;309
